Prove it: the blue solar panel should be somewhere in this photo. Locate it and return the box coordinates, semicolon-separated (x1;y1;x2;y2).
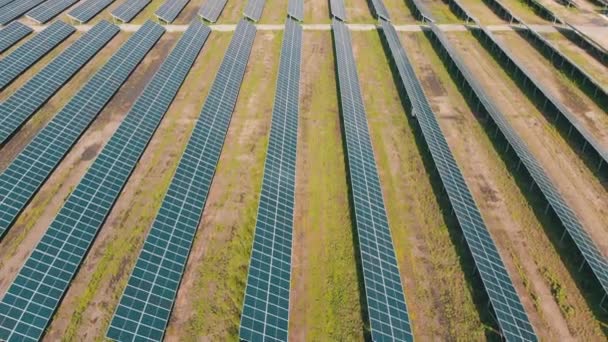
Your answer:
107;19;255;342
287;0;302;21
0;21;74;91
68;0;115;22
0;21;163;241
244;0;265;21
239;18;301;342
26;0;78;23
0;0;47;25
330;0;346;20
111;0;150;22
332;19;413;342
0;21;117;146
0;0;17;8
154;0;189;23
198;0;227;22
370;0;390;20
0;20;208;342
0;21;32;54
381;19;537;341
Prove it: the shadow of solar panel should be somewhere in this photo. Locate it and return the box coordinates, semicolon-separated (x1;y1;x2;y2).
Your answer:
112;0;150;22
107;20;254;342
239;18;301;342
0;21;31;54
370;0;390;20
0;20;207;342
244;0;265;21
68;0;115;22
0;21;163;242
0;20;116;146
287;0;303;21
154;0;189;23
198;0;227;22
0;0;47;25
0;20;74;91
381;20;537;341
332;19;413;342
26;0;78;23
330;0;346;20
428;23;608;310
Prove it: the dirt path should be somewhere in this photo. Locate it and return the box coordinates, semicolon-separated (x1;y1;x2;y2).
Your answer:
304;0;330;22
491;31;608;149
459;0;508;24
289;31;365;341
162;31;280;342
445;31;606;338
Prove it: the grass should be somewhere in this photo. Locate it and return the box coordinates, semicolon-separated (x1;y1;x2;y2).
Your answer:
258;0;289;24
424;0;464;23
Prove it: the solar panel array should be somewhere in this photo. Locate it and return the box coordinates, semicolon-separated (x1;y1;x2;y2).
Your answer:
0;21;163;241
0;21;74;91
198;0;227;22
107;20;253;342
0;21;31;54
370;0;390;20
112;0;150;22
287;0;303;21
330;0;346;20
239;18;301;342
381;19;537;341
0;20;207;342
244;0;265;21
0;0;47;25
154;0;188;23
26;0;78;23
0;21;117;146
0;0;16;8
428;22;608;308
332;19;413;342
68;0;115;23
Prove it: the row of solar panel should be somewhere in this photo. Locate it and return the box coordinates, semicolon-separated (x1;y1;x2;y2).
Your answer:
380;19;537;341
239;17;302;342
0;19;208;342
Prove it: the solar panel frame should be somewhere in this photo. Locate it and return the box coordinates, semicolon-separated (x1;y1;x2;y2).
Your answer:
154;0;189;23
111;0;150;22
332;19;413;342
0;20;117;146
0;20;74;91
381;19;538;341
198;0;227;23
0;20;208;342
244;0;265;21
0;21;163;241
330;0;346;20
239;17;301;342
26;0;78;23
0;21;32;54
0;0;48;25
287;0;303;21
68;0;115;23
107;20;254;342
370;0;390;20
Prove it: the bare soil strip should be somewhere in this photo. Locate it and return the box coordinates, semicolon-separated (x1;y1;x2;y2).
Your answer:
305;0;331;23
498;0;553;24
458;0;508;24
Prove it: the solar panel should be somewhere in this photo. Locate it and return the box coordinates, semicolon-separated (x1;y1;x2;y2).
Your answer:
287;0;303;21
329;0;346;21
154;0;188;23
0;0;17;8
68;0;115;23
244;0;265;21
0;21;117;146
198;0;227;23
0;20;208;342
428;22;608;310
239;18;301;342
381;20;537;341
26;0;78;23
0;21;163;241
0;0;47;25
107;19;255;342
111;0;150;22
332;19;413;342
370;0;390;20
0;21;74;91
0;21;31;54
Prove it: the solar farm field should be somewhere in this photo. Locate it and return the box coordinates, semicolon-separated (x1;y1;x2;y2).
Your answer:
0;0;607;341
